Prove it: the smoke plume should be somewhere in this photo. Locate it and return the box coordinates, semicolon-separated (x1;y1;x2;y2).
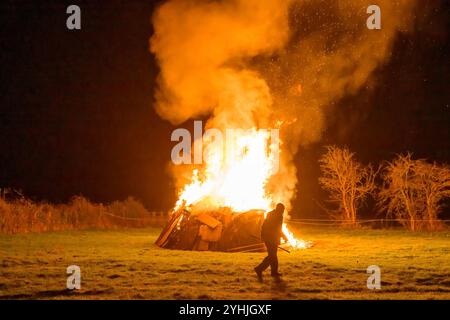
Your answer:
150;0;419;209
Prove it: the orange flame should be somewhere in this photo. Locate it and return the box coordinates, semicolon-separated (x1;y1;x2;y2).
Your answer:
174;128;309;249
175;128;273;211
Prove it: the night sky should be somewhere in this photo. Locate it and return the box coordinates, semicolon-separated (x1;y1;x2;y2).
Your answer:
0;1;449;217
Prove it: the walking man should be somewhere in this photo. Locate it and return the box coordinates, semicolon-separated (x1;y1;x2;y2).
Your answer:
254;203;288;279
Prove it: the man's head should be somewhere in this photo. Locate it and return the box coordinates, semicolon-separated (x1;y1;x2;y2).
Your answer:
275;203;285;214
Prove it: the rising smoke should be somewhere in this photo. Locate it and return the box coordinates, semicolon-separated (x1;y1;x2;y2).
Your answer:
150;0;419;209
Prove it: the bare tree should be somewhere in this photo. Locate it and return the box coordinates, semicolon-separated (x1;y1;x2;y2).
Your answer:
319;146;377;226
378;153;450;231
378;154;421;231
415;160;450;230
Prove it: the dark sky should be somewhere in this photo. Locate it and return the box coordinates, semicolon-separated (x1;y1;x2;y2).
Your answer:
0;1;449;216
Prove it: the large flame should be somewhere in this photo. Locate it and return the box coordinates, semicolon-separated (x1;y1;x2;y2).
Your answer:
175;128;274;212
173;128;309;249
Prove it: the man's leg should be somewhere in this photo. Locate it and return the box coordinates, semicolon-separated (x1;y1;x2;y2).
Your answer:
267;243;279;276
255;243;272;273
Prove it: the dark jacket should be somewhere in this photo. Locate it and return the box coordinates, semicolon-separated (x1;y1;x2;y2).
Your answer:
261;210;287;245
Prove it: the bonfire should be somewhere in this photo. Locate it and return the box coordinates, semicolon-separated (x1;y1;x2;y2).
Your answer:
156;129;310;252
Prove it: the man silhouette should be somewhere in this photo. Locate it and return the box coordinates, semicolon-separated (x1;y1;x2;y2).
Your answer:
254;203;288;279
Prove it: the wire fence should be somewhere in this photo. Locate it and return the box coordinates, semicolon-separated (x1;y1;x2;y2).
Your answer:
100;211;450;228
100;211;167;221
287;218;450;227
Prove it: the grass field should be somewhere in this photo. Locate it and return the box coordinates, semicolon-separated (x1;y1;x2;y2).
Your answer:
0;225;449;300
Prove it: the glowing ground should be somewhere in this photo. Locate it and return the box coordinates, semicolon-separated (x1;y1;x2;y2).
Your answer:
0;226;449;299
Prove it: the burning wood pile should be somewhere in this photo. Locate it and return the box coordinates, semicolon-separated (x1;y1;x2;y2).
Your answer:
153;127;311;252
155;204;310;252
152;126;313;252
156;207;268;252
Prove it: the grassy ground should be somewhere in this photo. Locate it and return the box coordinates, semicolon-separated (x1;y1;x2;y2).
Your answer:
0;225;449;299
